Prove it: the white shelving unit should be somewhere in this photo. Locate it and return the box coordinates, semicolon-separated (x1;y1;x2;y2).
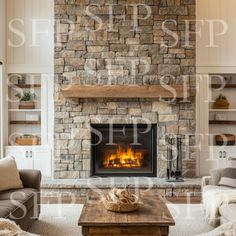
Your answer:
0;0;54;177
5;73;52;177
7;74;42;145
196;0;236;176
209;109;236;112
197;74;236;176
209;75;236;147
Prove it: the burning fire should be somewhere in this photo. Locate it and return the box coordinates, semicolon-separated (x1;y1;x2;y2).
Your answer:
103;145;144;168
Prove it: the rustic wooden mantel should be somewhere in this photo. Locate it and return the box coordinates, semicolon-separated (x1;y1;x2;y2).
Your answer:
61;85;189;99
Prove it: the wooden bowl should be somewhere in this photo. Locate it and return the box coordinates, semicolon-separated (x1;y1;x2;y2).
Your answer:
215;134;236;146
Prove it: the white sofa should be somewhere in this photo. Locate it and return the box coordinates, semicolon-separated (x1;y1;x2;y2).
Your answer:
202;171;236;225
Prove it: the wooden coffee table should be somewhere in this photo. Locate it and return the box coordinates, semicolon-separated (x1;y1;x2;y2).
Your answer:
78;191;175;236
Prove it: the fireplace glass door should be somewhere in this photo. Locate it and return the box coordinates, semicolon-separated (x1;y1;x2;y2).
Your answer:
91;124;157;177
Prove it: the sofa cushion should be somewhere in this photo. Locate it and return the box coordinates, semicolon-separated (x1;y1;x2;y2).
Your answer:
0;200;28;220
219;204;236;221
227;157;236;168
0;188;39;219
219;168;236;188
0;200;19;218
202;185;232;195
0;157;23;192
0;188;38;201
210;168;224;185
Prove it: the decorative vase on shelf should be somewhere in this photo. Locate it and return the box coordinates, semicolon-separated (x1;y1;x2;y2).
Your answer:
17;75;26;85
213;94;229;109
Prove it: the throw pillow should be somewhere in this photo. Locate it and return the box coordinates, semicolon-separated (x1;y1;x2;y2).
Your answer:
227;157;236;169
0;157;23;192
218;168;236;188
210;168;224;185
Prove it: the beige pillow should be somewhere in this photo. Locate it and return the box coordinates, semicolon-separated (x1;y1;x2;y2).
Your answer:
218;168;236;188
0;157;23;192
210;168;224;185
227;157;236;168
217;158;236;188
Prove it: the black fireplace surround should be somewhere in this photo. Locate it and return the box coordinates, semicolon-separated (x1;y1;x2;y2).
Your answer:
91;124;157;177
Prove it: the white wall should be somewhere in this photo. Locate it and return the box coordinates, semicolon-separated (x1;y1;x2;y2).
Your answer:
197;0;236;72
0;0;6;63
0;0;7;158
6;0;54;72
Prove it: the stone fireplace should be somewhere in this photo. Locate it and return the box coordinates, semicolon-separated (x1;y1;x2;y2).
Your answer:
54;0;196;179
91;124;157;177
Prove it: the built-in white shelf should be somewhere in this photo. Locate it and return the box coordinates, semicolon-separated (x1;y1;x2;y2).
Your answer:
209;145;236;147
8;109;41;112
209;109;236;112
5;145;41;148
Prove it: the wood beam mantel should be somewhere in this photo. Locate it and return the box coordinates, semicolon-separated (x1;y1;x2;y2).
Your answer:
61;85;190;99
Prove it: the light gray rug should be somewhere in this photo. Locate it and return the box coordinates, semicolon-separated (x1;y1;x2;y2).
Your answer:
168;204;214;236
29;204;214;236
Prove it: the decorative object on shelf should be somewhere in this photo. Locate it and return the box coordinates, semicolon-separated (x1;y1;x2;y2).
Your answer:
102;187;140;213
224;76;232;84
25;113;40;122
167;135;184;182
15;135;40;146
15;92;36;109
213;94;229;109
215;134;236;146
215;113;227;121
17;74;26;85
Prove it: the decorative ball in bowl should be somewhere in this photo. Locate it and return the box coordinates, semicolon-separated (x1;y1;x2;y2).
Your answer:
102;187;140;213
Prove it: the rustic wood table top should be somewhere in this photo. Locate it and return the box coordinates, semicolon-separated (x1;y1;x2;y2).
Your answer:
78;191;175;227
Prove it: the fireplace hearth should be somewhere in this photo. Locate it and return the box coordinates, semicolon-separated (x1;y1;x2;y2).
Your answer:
91;124;157;177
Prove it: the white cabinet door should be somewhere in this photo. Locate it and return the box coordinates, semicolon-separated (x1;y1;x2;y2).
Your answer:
33;149;52;177
213;150;228;169
5;147;52;177
5;149;33;170
211;147;236;169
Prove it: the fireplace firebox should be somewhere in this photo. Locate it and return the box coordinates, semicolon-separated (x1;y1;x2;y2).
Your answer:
91;124;157;177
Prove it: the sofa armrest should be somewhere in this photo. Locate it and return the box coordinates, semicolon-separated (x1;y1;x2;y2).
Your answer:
202;176;212;188
19;169;41;191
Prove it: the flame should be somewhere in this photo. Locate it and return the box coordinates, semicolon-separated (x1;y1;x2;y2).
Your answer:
103;145;144;168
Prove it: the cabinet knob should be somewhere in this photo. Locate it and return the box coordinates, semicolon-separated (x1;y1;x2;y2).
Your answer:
223;151;227;159
25;151;29;158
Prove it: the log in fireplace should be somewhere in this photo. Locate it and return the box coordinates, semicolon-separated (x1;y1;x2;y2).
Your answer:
91;124;157;177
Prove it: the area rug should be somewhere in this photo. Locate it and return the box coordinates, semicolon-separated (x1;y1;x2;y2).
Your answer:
168;204;214;236
29;204;214;236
